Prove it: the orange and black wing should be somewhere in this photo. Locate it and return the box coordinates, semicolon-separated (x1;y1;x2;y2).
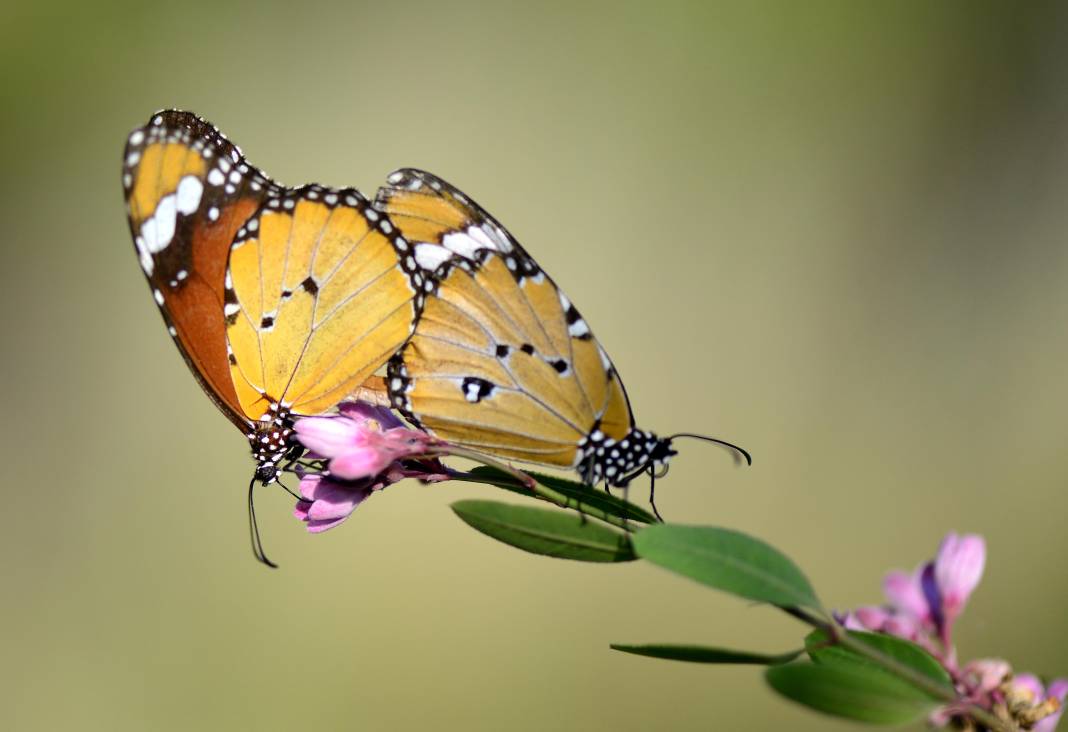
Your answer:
375;169;637;473
223;185;424;423
123;110;284;430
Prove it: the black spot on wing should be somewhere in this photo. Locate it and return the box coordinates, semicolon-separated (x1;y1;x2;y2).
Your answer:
461;376;495;403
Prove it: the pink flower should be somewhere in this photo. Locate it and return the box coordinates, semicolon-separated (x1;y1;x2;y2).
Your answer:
934;533;985;632
295;402;440;480
293;473;376;533
883;564;935;627
1013;675;1068;732
291;402;449;533
962;658;1011;698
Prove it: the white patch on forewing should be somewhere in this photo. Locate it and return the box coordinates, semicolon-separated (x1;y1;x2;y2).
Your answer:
128;130;144;146
224;303;241;316
569;319;590;338
468;225;496;251
597;345;612;371
136;236;153;275
175;176;203;215
208;168;225;186
441;231;483;259
414;243;452;271
142;194;177;253
488;223;513;253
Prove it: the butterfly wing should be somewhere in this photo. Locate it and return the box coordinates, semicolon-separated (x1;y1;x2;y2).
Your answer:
224;185;424;422
376;169;635;470
123;110;281;429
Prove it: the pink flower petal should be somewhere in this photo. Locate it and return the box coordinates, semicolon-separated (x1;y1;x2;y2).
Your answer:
836;612;865;631
330;447;395;480
962;658;1011;696
294;416;366;457
1012;673;1045;701
1034;679;1068;732
854;606;889;631
293;500;312;521
1048;679;1068;701
338;402;406;430
305;515;351;533
883;567;932;623
934;533;985;621
307;496;360;520
882;615;919;641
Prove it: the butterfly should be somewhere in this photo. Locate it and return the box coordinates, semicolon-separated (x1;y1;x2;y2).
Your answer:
122;111;426;492
374;169;749;493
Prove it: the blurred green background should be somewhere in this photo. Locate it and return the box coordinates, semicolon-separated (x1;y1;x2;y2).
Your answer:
2;1;1066;729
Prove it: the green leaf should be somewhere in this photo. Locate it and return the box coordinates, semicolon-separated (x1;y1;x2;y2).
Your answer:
632;524;821;611
464;466;658;524
610;643;802;665
805;630;954;698
451;499;636;562
765;662;940;724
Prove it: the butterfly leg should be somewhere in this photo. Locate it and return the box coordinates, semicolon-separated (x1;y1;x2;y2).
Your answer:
648;467;664;522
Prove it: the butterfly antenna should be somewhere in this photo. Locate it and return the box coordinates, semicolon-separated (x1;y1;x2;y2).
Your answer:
668;433;752;466
648;466;664;522
247;475;278;569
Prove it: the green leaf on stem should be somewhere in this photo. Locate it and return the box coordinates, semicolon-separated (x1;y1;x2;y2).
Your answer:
765;662;940;724
805;629;954;697
464;466;658;524
631;524;822;612
451;499;636;562
610;643;802;665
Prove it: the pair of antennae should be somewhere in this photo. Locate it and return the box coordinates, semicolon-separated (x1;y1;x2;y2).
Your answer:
247;475;278;568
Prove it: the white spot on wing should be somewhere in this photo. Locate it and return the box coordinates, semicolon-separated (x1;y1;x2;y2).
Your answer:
414;243;452;271
597;345;612;370
208;168;225;186
441;231;483;259
175;176;203;215
489;224;513;252
142;194;177;253
569;319;590;338
135;236;153;275
467;225;497;251
224;303;241;316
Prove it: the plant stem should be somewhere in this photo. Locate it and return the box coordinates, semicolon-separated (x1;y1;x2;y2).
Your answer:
778;607;1015;732
428;445;537;488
